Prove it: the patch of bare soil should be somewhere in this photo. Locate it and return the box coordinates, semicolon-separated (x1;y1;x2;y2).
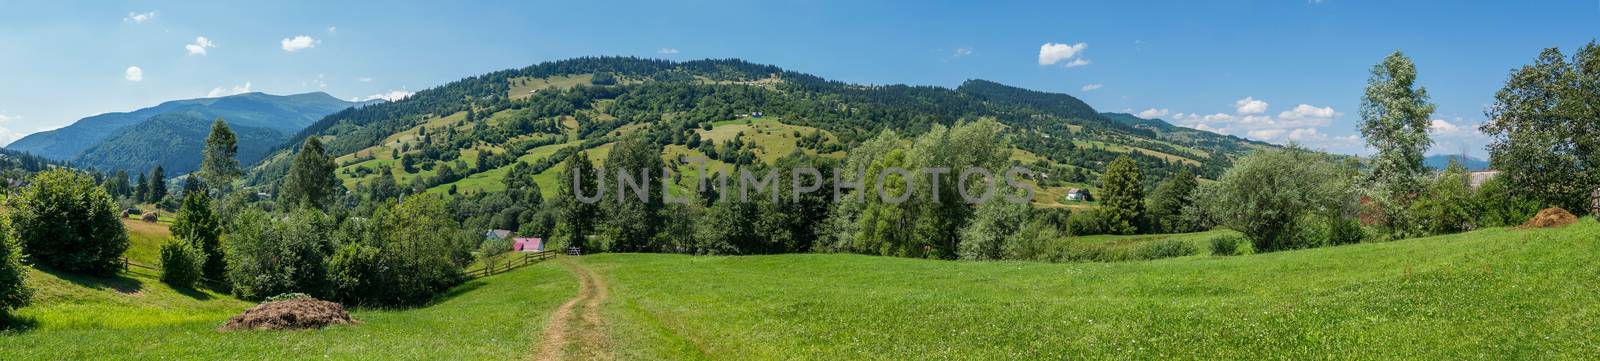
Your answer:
1521;207;1578;229
218;298;357;331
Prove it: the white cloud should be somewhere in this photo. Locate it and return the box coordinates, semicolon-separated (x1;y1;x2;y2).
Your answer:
125;66;143;81
1428;119;1460;134
1248;129;1286;139
657;48;679;55
1135;108;1170;119
207;82;252;97
1038;42;1088;66
953;47;973;57
327;26;338;33
1278;104;1338;121
281;35;318;52
185;36;216;56
124;11;157;24
358;90;414;102
1233;96;1269;115
0;112;26;146
1165;99;1361;153
1081;83;1103;92
1063;58;1091;68
357;77;373;83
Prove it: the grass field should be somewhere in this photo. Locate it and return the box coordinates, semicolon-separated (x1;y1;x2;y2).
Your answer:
585;219;1600;359
3;220;1595;359
0;261;576;360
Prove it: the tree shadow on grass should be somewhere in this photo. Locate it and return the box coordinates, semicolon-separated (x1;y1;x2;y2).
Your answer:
0;312;39;334
429;279;488;304
173;286;215;301
34;265;144;295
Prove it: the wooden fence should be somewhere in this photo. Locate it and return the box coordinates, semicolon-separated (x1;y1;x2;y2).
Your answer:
464;250;560;279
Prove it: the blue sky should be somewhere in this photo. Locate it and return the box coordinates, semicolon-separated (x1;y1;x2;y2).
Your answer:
1;1;1596;157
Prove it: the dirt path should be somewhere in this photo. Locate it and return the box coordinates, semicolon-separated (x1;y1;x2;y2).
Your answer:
531;258;612;361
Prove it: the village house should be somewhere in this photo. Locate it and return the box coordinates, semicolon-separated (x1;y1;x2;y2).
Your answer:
513;237;543;252
484;229;512;241
1064;188;1092;202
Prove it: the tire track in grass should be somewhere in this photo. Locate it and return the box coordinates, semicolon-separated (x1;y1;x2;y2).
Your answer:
532;257;612;361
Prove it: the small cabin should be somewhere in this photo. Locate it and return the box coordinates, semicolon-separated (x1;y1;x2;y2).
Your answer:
1064;188;1092;202
485;229;512;240
513;237;543;252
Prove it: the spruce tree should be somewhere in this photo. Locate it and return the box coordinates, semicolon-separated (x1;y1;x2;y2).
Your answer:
149;165;167;203
172;191;224;283
281;137;338;210
199;117;241;196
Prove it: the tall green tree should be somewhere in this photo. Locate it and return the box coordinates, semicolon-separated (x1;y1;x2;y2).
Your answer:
603;135;666;252
1482;43;1600;212
134;171;149;203
9;169;129;275
1147;168;1200;233
556;151;601;251
171;191;224;283
280;137;339;210
199;117;241;196
148;165;167;204
1359;51;1436;237
0;224;30;315
1099;156;1145;235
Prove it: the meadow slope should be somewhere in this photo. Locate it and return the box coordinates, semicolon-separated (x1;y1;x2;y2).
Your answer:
586;219;1600;359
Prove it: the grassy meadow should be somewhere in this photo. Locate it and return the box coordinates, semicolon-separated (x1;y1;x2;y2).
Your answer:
0;218;577;360
587;219;1599;359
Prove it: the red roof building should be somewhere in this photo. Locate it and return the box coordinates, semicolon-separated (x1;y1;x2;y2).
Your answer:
512;237;543;252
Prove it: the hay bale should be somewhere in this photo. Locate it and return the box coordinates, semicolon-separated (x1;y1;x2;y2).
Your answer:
140;211;159;223
1520;207;1577;229
219;298;356;331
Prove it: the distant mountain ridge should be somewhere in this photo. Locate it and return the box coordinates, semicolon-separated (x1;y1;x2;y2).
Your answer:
1425;154;1490;171
6;92;368;174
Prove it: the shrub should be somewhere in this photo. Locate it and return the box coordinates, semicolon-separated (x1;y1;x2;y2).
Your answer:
158;240;203;288
1206;147;1355;252
1066;209;1109;236
9;169;128;275
265;292;314;302
1209;234;1244;256
1473;176;1542;227
1134;239;1197;260
224;209;335;300
0;229;31;314
330;194;469;307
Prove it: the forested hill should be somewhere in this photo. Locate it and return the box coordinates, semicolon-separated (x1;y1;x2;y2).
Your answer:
6;92;368;175
246;57;1277;204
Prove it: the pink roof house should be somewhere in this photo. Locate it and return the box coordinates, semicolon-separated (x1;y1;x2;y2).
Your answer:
512;237;543;252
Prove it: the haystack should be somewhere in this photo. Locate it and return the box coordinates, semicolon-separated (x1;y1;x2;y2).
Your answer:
219;298;356;331
140;211;159;223
1520;207;1577;229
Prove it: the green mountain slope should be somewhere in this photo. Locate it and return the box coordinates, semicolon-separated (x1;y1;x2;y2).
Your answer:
247;57;1278;203
73;112;289;175
6;92;364;164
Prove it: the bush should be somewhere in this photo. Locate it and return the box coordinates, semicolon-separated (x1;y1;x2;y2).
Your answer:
0;229;31;314
1209;234;1244;256
1066;209;1109;236
158;240;203;288
265;292;314;302
330;194;469;307
1205;148;1355;252
1134;239;1197;260
224;209;336;300
9;169;128;275
1474;176;1542;227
